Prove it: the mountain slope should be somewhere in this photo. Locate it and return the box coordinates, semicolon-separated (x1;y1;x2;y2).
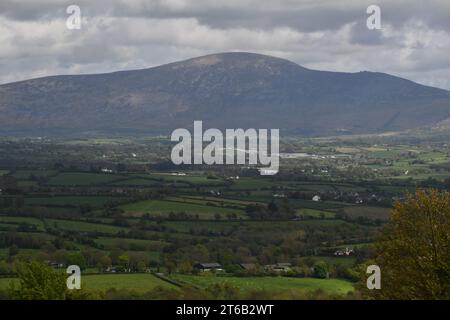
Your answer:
1;52;450;136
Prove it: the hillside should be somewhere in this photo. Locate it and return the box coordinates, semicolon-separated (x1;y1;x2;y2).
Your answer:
1;52;449;136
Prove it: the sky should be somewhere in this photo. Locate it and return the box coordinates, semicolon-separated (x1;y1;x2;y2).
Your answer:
1;0;450;89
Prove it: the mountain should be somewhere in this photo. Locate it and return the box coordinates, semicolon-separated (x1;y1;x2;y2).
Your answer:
1;52;450;136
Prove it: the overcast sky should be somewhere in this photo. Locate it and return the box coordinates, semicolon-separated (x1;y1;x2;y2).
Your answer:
1;0;450;89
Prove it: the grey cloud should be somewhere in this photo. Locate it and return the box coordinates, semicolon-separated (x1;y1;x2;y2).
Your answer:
0;0;449;90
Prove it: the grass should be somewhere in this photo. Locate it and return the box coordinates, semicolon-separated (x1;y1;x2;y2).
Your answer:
0;216;45;231
25;196;120;208
170;274;354;295
82;274;177;292
185;196;261;207
296;208;336;219
0;248;41;259
0;223;17;231
47;173;125;186
148;173;227;186
16;181;38;187
0;274;177;293
304;256;357;268
121;199;244;219
340;206;391;220
390;172;450;181
287;199;351;210
44;219;128;234
11;170;57;179
164;220;242;233
229;178;276;190
166;196;249;212
95;237;167;250
109;179;159;186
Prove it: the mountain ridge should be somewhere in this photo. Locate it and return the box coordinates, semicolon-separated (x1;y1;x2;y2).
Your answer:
1;52;450;136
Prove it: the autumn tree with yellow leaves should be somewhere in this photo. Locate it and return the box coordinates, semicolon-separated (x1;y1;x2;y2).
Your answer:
368;189;449;299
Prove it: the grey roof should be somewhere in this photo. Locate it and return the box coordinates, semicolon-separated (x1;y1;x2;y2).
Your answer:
195;263;222;268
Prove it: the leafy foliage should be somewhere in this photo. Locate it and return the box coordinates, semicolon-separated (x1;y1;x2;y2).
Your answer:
8;261;67;300
368;189;450;299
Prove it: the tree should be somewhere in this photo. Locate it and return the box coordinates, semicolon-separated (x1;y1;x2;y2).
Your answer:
66;252;87;270
206;283;240;300
118;255;129;270
368;189;450;299
97;255;112;272
0;261;11;274
268;201;278;214
178;260;192;274
109;249;123;265
163;255;176;275
313;261;329;279
9;261;67;300
8;245;19;259
279;199;296;219
192;244;210;262
136;261;147;273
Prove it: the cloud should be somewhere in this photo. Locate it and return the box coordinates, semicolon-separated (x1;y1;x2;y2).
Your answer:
0;0;449;90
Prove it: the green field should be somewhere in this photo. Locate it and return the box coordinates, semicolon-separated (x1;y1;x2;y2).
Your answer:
0;248;42;259
296;208;336;219
341;206;391;220
0;274;177;293
16;180;39;187
301;256;357;268
94;237;167;251
121;199;244;218
82;274;177;292
0;223;16;231
0;170;9;176
25;196;121;207
148;173;227;186
229;178;276;190
47;173;125;186
0;216;46;231
185;196;261;207
109;178;159;186
11;170;57;179
170;275;354;295
44;219;128;234
288;199;352;210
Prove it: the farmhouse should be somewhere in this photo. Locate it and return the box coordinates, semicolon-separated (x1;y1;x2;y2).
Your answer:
273;193;286;198
105;266;117;273
45;260;65;268
265;262;292;272
239;263;257;271
194;262;223;272
334;248;354;256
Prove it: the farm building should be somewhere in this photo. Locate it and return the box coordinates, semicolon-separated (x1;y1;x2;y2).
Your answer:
239;263;257;271
194;263;223;272
45;260;65;269
265;262;292;272
333;248;354;256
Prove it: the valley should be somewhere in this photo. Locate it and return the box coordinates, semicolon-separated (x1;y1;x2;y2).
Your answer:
0;132;448;299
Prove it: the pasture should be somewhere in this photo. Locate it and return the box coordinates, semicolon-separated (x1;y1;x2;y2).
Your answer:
47;173;125;186
0;274;177;293
24;196;121;208
170;275;354;295
121;199;244;219
44;219;128;234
